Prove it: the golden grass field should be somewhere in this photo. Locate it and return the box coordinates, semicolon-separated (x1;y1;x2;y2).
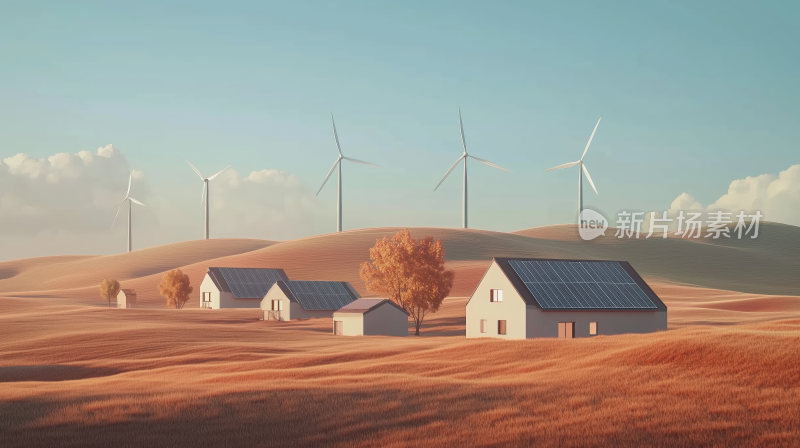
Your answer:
1;225;799;447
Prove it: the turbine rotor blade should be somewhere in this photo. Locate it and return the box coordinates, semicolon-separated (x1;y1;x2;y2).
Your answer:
208;165;230;180
545;160;580;171
111;201;124;228
201;182;207;205
458;107;468;154
343;156;380;168
582;164;599;195
331;114;343;156
129;197;145;207
469;155;510;172
434;155;465;191
125;172;133;198
186;160;204;180
316;159;341;196
580;117;602;161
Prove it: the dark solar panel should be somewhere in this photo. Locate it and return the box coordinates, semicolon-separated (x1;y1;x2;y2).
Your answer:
282;281;357;310
507;260;657;310
217;268;288;299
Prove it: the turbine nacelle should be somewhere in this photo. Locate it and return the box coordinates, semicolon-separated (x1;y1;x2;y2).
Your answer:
433;108;509;228
111;170;145;253
112;171;145;228
316;114;380;232
546;118;602;216
545;117;601;195
186;160;230;239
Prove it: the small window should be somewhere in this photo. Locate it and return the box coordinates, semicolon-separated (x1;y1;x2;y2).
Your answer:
490;289;503;302
589;321;597;336
480;319;487;333
498;320;507;335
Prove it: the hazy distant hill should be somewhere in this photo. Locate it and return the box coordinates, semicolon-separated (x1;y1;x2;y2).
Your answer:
0;223;797;305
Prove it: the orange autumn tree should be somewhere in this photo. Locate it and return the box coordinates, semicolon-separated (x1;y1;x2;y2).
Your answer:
159;269;193;309
99;278;120;308
360;229;454;335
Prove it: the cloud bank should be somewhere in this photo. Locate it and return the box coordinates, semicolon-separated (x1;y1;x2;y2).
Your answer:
668;164;800;226
0;145;134;235
0;145;323;259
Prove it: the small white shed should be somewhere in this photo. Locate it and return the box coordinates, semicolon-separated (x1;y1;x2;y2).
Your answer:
117;289;137;309
333;298;409;336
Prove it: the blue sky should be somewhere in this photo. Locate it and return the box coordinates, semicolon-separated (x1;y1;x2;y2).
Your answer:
1;1;798;254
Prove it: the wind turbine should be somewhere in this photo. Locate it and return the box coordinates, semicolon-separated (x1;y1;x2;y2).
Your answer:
434;108;509;229
546;118;601;218
316;114;380;233
187;161;230;240
113;171;145;253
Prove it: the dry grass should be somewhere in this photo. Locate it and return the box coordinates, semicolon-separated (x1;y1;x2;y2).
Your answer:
1;289;798;447
0;225;799;446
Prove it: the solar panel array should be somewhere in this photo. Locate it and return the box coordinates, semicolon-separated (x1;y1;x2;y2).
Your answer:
217;268;288;298
507;259;657;310
282;281;357;310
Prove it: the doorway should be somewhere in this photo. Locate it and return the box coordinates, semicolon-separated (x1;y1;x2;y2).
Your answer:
557;322;575;339
333;320;343;336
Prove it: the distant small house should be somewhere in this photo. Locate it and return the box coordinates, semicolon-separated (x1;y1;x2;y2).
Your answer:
200;267;289;309
117;289;137;309
261;280;358;321
467;258;667;339
333;298;409;336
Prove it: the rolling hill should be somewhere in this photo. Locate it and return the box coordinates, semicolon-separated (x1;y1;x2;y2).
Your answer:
0;223;798;306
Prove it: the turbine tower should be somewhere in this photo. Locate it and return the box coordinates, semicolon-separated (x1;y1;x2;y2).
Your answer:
187;161;230;240
316;114;380;233
546;117;601;218
434;108;509;229
113;171;145;253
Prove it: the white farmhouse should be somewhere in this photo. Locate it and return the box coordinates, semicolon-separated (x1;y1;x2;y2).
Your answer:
467;258;667;339
261;280;358;321
117;289;137;309
199;267;288;309
333;298;409;336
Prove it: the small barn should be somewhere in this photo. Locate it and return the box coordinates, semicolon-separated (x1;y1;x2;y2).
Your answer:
117;289;137;309
466;257;667;339
199;267;289;309
333;298;409;336
261;280;358;321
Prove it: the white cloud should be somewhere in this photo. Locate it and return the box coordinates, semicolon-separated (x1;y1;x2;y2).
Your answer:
0;145;134;235
668;192;703;216
207;168;323;240
0;146;324;260
668;164;800;226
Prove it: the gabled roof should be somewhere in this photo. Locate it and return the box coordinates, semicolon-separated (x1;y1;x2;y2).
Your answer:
492;257;666;311
336;298;409;315
275;280;358;311
119;289;136;295
207;267;289;299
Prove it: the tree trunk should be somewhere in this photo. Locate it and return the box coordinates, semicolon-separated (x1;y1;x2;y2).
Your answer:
414;319;421;336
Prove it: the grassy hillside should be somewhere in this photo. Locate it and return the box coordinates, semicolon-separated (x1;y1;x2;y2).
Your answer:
0;296;797;447
0;224;798;306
